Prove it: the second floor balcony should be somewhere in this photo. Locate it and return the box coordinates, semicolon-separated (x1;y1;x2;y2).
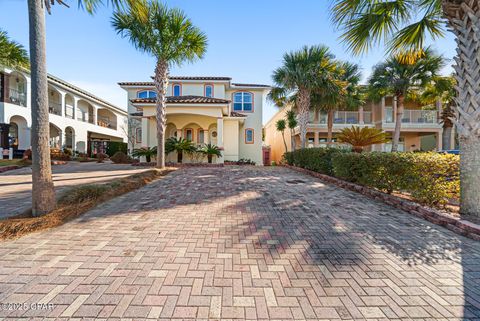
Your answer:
8;88;27;107
384;107;438;125
315;110;373;125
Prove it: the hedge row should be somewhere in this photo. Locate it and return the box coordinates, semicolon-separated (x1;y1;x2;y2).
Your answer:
284;148;459;207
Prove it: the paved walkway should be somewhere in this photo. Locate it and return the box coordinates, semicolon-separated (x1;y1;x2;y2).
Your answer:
0;166;479;320
0;162;149;219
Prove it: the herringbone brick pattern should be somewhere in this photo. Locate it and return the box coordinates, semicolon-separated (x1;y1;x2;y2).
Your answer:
0;166;479;320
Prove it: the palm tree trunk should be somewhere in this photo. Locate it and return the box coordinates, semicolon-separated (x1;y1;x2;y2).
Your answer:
442;125;453;150
391;95;404;152
154;60;168;168
290;128;296;151
281;131;288;153
327;109;334;145
28;0;55;216
297;88;310;149
443;0;480;216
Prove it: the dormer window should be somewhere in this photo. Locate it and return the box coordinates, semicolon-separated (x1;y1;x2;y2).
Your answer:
173;84;181;96
233;92;253;112
137;90;156;99
205;84;213;98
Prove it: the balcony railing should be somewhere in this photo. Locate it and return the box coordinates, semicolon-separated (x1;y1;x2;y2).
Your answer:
8;88;27;107
65;105;74;119
97;116;114;129
385;107;437;124
48;102;62;115
318;111;372;125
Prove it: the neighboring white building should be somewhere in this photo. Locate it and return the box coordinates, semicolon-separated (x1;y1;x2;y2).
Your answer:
119;77;269;164
0;68;128;156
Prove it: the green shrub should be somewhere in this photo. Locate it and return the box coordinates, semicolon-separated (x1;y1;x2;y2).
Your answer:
106;142;128;157
331;152;459;206
284;147;346;175
110;151;131;164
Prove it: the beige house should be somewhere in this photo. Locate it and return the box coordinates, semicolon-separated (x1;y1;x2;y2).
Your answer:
264;96;452;163
119;77;269;164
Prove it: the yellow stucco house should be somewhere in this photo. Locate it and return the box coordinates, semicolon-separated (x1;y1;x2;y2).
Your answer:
265;96;451;163
119;77;270;164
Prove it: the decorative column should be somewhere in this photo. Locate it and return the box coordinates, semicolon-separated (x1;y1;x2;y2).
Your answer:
314;131;319;147
436;130;443;151
176;129;182;138
216;118;224;163
141;117;149;148
73;97;79;120
358;106;364;124
381;97;386;122
60;92;66;117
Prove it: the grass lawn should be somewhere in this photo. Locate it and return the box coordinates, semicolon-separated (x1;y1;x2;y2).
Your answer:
0;159;22;167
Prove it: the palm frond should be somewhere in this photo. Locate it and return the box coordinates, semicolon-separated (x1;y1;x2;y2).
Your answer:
0;30;29;68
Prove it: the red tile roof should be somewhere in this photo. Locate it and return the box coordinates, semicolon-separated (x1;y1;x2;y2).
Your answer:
229;111;247;117
130;95;231;104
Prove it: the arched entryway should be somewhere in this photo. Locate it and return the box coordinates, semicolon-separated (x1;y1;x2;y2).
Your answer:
65;126;75;150
49;123;62;149
9;115;29;150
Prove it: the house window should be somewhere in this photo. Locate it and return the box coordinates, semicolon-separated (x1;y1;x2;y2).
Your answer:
137;90;156;99
184;128;193;141
205;84;213;97
173;84;181;96
135;127;142;143
198;129;205;143
233;92;253;112
245;128;254;144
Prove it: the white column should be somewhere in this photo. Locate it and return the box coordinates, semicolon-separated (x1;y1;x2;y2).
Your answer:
358;106;364;124
216;118;224;163
60;92;66;117
141;117;149;148
436;130;443;151
73;97;79;120
381;97;386;122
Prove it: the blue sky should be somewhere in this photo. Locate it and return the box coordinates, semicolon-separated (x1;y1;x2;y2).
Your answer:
0;0;457;122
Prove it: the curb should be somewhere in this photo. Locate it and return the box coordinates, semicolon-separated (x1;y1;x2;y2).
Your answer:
284;164;480;241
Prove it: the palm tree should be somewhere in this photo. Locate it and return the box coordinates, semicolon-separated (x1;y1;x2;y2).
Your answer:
165;137;196;163
337;126;390;153
272;45;337;149
313;61;362;145
0;30;29;68
27;0;124;216
275;119;288;154
113;0;207;169
132;146;157;163
200;143;222;164
419;76;457;150
330;0;480;218
368;49;444;152
285;110;298;151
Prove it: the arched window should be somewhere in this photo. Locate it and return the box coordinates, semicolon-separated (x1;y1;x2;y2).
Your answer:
172;84;181;96
205;84;213;97
233;92;253;112
137;90;156;99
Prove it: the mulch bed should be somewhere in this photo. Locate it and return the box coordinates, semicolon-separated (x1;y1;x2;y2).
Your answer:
0;168;176;241
284;164;480;241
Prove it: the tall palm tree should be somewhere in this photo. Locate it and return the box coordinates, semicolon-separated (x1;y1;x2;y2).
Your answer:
419;76;457;150
312;61;362;145
368;50;444;152
272;45;337;149
0;30;29;68
275;119;288;154
27;0;124;216
285;110;298;151
330;0;480;220
113;0;207;168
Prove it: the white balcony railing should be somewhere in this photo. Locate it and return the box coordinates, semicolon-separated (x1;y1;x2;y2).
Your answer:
48;101;62;115
65;105;74;119
318;111;372;125
385;107;437;124
8;88;27;107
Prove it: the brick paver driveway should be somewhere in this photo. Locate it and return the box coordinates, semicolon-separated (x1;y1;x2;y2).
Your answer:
1;166;479;320
0;162;149;219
